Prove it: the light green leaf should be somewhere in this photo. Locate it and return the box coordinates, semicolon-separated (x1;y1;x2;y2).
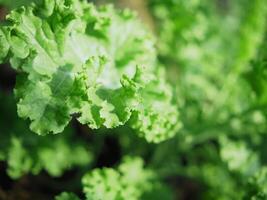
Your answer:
82;157;155;200
1;0;180;142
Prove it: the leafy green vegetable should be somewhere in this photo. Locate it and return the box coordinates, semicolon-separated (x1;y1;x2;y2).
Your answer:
82;157;153;200
0;0;180;142
56;157;173;200
1;0;267;199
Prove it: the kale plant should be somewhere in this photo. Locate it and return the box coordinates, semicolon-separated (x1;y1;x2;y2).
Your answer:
0;0;267;199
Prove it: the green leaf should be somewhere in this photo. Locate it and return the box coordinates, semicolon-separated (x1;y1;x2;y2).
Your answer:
82;157;155;200
1;0;180;142
245;167;267;199
55;192;80;200
219;136;260;176
0;92;92;179
0;28;9;62
129;68;182;143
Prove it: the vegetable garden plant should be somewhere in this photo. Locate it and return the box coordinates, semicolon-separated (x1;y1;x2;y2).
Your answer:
0;0;267;199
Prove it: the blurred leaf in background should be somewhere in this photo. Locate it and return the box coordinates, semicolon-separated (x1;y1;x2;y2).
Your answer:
0;0;41;9
0;92;92;179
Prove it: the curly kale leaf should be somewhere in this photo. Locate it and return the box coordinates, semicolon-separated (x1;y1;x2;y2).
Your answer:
55;157;174;200
0;0;180;142
82;157;173;200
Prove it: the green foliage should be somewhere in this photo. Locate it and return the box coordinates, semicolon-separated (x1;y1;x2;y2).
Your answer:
55;192;81;200
0;0;39;9
1;0;267;199
245;167;267;199
150;0;267;130
0;0;180;143
219;136;260;176
57;157;173;200
247;29;267;104
83;157;153;200
147;0;267;198
0;93;92;179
